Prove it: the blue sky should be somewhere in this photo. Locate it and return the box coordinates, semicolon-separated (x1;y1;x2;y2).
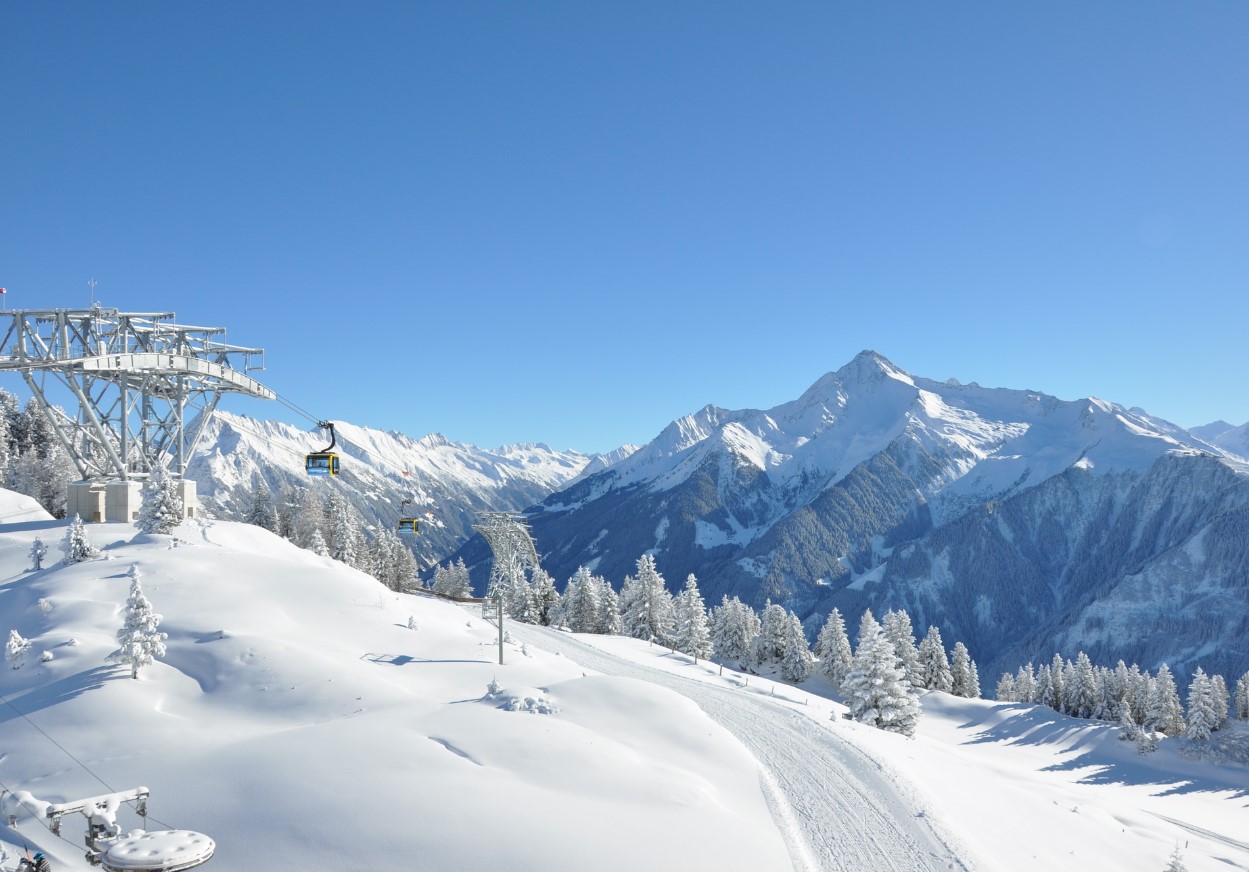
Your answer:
2;3;1247;453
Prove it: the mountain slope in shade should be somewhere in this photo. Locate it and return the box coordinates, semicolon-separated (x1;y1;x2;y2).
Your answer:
451;351;1249;681
185;411;634;566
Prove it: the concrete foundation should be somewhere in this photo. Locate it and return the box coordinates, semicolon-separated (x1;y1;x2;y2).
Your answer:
67;481;105;523
105;481;143;523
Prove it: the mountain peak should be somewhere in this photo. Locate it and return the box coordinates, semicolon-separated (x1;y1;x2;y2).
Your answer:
836;350;909;384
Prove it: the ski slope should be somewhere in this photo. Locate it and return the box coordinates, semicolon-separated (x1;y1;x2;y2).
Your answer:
1;491;1247;872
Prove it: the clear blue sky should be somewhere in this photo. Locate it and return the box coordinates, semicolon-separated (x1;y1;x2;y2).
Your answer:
3;3;1247;453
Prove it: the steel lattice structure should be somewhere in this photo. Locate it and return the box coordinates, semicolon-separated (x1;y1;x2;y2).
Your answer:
0;306;274;480
472;512;540;599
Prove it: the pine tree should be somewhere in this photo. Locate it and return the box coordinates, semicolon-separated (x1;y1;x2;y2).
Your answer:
618;554;674;643
841;611;920;736
710;596;759;668
917;626;953;692
950;642;980;698
530;567;560;626
246;476;278;532
327;493;358;566
995;673;1017;702
61;514;99;563
307;528;330;557
137;466;185;534
1235;671;1249;721
1048;653;1067;712
1164;843;1188;872
882;609;922;690
814;608;854;689
779;613;813;682
109;570;168;679
1064;651;1098;719
673;574;712;661
1210;674;1230;729
594;577;621;635
6;629;32;669
29;537;48;571
294;486;327;550
754;601;790;668
1014;663;1037;703
1147;664;1185;736
1184;668;1217;742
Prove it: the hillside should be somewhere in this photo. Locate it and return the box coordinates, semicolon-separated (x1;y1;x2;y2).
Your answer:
2;492;1246;872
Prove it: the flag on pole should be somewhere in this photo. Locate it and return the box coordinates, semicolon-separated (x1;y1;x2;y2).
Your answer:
0;288;6;294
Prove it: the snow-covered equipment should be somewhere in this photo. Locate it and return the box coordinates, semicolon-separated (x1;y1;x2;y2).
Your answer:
396;497;419;538
305;421;340;476
43;787;215;871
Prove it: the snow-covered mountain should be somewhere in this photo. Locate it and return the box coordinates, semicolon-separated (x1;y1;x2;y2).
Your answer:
184;411;635;567
464;351;1249;680
1192;419;1249;460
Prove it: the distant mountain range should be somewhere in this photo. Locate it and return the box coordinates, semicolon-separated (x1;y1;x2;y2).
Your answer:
190;353;1249;682
184;411;635;566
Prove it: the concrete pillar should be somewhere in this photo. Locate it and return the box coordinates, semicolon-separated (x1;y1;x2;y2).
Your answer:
176;479;197;518
105;481;143;523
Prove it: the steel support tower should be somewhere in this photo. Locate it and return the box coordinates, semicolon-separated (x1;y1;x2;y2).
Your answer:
472;512;540;600
0;306;275;482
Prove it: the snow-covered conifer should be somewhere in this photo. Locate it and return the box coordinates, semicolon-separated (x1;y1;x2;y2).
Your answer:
754;601;790;668
1164;843;1188;872
673;574;712;661
1047;653;1067;712
326;493;359;567
1184;668;1217;742
245;476;278;532
882;609;922;689
1147;664;1185;736
779;613;813;682
6;629;32;669
594;577;621;635
814;608;853;689
1014;663;1037;703
618;554;673;643
1064;651;1098;719
29;537;48;571
1034;663;1054;709
917;626;953;693
307;528;330;557
530;567;560;626
1235;671;1249;721
137;466;185;534
109;574;168;679
61;514;99;563
710;596;758;668
995;673;1017;702
950;642;980;698
841;610;920;736
1209;673;1229;729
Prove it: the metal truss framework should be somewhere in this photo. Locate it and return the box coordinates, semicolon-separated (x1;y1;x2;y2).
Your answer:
472;512;540;599
0;306;275;480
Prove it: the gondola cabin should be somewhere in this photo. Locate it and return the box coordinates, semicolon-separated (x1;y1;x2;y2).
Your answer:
397;517;419;536
305;452;339;476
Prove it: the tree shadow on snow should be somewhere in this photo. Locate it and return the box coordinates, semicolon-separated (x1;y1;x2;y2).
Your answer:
0;666;113;724
954;702;1249;799
360;653;491;666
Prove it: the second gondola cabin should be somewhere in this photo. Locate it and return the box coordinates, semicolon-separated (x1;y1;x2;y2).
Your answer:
305;452;339;476
397;517;419;536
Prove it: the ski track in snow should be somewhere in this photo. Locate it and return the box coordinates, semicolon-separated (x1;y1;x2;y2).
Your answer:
506;623;971;872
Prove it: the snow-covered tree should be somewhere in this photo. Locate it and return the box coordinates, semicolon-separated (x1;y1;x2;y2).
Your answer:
710;596;759;668
753;601;791;668
1014;663;1037;703
61;514;99;563
594;577;621;635
246;476;278;532
1164;843;1188;872
307;528;330;557
326;492;359;567
779;613;814;682
1064;651;1098;719
1209;673;1230;729
882;609;922;689
917;626;953;693
109;572;168;679
29;537;48;571
137;466;184;534
618;554;674;643
950;642;980;698
294;486;327;550
1235;671;1249;721
6;629;32;669
841;610;920;736
530;567;560;627
432;558;473;598
995;672;1017;702
1184;667;1217;742
672;574;712;661
814;608;853;689
1146;664;1185;737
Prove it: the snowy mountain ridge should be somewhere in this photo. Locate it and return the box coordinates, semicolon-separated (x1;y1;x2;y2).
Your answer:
185;411;636;565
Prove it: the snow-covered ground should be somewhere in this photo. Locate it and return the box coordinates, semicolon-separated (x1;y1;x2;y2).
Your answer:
1;489;1246;872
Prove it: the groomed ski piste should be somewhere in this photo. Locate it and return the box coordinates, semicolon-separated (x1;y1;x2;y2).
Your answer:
1;488;1246;872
